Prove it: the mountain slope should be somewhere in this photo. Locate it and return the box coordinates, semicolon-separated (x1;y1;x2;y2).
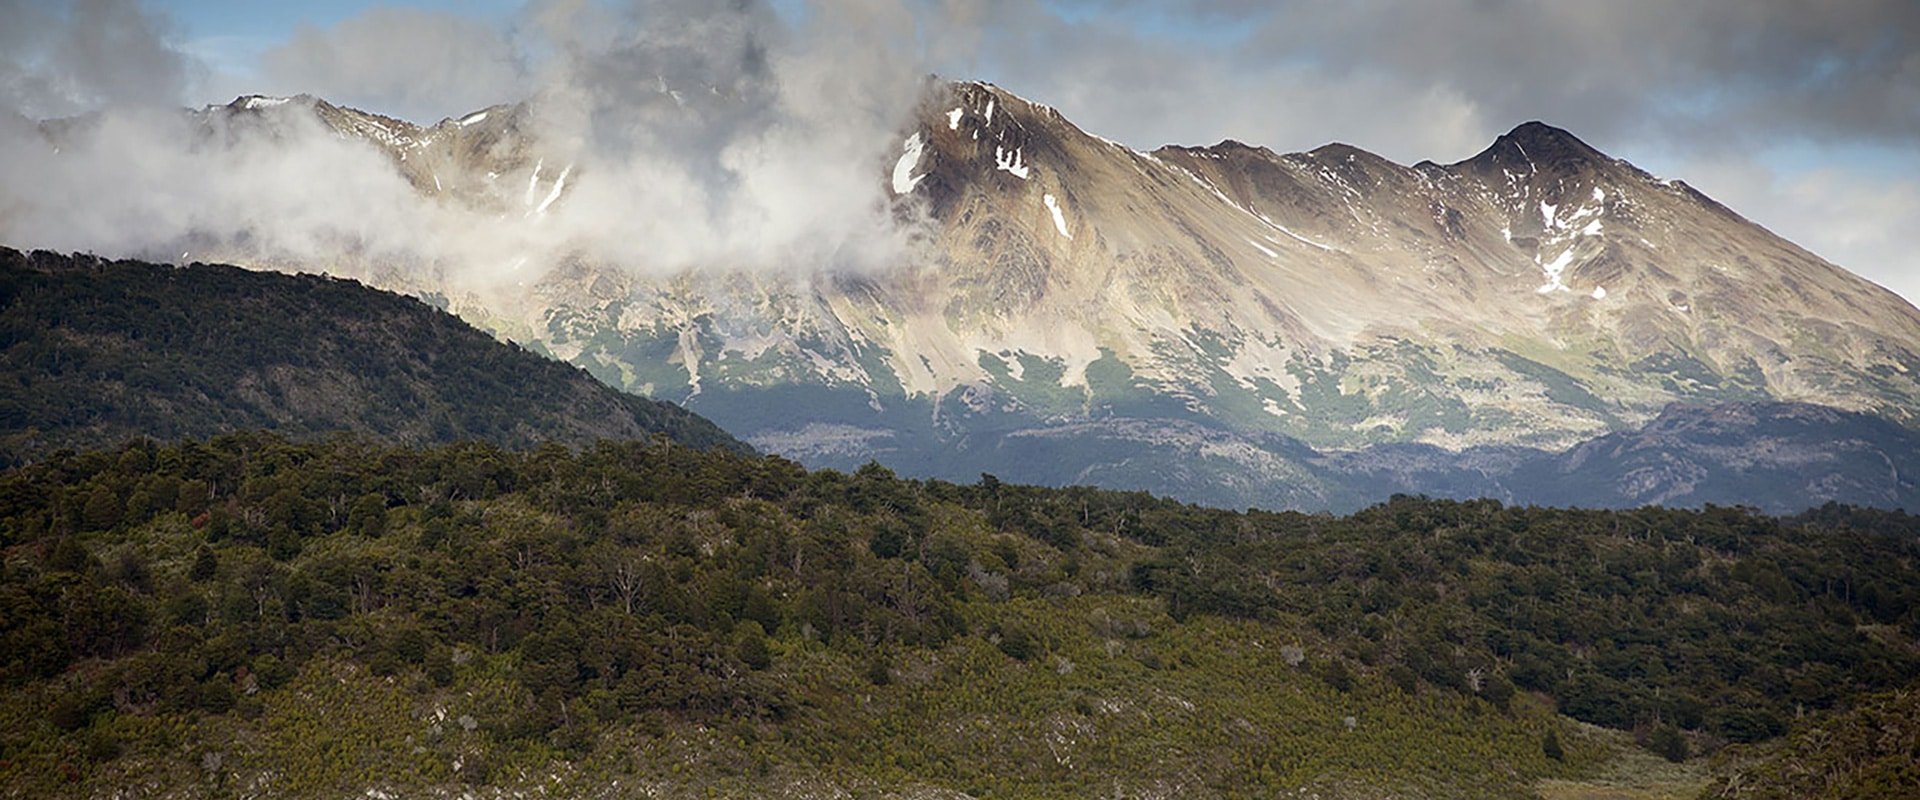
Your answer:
31;82;1920;511
889;401;1920;514
1322;402;1920;514
1514;402;1920;511
508;81;1920;445
0;248;745;463
502;84;1920;511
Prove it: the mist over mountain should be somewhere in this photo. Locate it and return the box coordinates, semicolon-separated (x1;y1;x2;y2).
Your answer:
0;0;929;292
6;6;1920;797
6;74;1920;512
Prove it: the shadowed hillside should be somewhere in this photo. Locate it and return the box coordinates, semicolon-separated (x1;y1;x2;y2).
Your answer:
0;248;744;464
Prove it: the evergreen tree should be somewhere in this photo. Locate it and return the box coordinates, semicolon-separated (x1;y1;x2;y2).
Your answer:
1648;724;1689;762
81;486;121;531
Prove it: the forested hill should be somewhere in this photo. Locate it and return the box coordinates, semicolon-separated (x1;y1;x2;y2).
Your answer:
4;433;1917;798
0;248;744;464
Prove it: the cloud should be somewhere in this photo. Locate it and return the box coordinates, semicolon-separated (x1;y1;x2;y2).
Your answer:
955;14;1493;159
938;0;1920;160
913;0;1920;304
519;0;930;271
0;2;509;281
0;0;1914;307
1679;154;1920;304
0;0;941;295
1228;0;1920;155
0;0;191;118
0;100;465;273
257;8;529;124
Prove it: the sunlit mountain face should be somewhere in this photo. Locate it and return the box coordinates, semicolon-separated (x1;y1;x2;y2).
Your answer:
16;79;1920;511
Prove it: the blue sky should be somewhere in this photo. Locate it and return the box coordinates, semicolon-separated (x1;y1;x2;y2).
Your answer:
16;0;1920;303
170;0;522;39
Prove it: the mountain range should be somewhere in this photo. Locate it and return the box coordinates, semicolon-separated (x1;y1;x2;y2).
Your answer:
6;81;1920;800
21;80;1920;512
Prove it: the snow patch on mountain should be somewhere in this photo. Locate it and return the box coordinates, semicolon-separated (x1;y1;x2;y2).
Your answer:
1537;248;1575;293
524;158;544;207
1044;194;1071;239
892;133;927;195
675;328;704;399
529;164;572;217
995;146;1030;180
1260;214;1335;252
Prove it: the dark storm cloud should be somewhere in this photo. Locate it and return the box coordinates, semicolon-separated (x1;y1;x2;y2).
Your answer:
1232;0;1920;152
935;0;1493;160
940;0;1918;161
930;0;1920;301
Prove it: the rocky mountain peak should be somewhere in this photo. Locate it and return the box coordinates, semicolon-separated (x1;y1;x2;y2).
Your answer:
225;94;313;111
87;78;1920;512
1502;120;1592;150
1457;119;1610;178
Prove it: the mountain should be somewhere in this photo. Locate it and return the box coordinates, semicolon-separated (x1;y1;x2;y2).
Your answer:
919;401;1920;514
0;248;745;463
1512;402;1920;511
1322;401;1920;514
43;83;1920;511
10;242;1895;511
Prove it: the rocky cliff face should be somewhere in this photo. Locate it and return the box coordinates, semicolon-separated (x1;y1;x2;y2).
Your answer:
46;81;1920;510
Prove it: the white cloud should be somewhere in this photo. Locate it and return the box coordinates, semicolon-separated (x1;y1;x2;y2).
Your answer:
1678;156;1920;307
0;0;190;118
927;0;1920;303
5;0;1918;308
0;0;939;298
257;7;529;123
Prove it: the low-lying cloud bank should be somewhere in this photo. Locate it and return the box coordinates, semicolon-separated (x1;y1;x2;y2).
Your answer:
0;0;939;295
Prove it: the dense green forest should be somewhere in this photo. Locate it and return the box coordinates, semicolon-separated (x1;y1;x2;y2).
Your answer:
3;433;1916;797
0;248;743;466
